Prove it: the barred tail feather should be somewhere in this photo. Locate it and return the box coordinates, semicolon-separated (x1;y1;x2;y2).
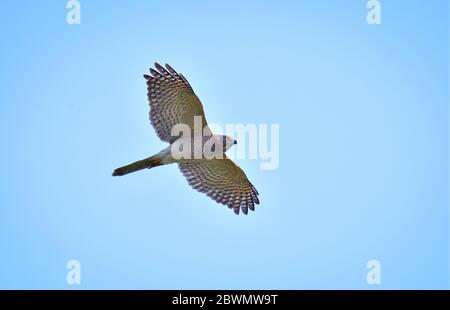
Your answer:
112;156;162;176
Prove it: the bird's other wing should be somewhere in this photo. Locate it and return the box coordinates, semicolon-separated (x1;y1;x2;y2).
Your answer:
144;63;211;144
178;157;260;215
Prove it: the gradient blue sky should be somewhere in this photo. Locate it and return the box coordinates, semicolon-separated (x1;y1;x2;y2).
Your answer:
0;1;448;289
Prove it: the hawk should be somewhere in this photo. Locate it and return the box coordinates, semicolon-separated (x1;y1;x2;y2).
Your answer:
112;63;259;215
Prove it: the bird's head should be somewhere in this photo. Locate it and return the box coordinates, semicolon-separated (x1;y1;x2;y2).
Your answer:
221;135;237;152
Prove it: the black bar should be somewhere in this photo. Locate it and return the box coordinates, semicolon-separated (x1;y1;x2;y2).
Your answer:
0;290;449;305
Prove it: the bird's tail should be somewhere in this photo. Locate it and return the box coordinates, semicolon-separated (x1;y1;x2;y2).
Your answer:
112;155;162;176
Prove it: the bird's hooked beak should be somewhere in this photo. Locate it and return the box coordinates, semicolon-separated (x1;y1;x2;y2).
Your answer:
233;140;237;145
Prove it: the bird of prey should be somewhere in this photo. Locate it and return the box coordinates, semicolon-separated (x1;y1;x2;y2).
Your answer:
112;63;259;215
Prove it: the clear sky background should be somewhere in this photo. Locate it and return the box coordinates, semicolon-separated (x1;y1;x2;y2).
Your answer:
0;1;448;289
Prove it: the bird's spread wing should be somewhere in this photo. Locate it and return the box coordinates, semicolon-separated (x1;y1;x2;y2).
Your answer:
178;157;260;215
144;63;210;143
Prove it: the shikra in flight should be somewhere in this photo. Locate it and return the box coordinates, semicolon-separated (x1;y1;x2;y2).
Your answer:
112;63;259;215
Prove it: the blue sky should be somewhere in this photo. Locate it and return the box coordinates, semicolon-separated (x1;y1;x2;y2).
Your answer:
0;1;448;289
